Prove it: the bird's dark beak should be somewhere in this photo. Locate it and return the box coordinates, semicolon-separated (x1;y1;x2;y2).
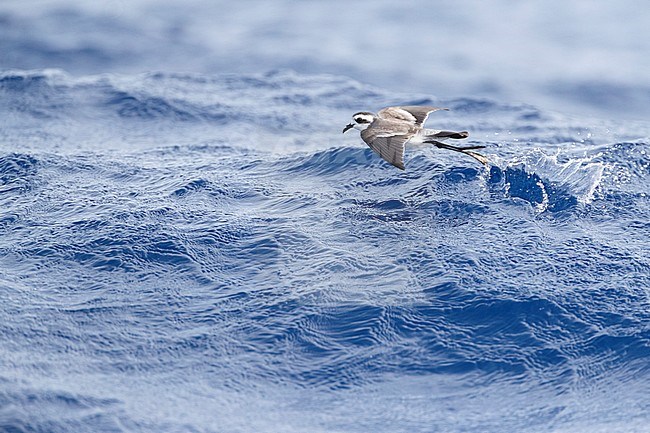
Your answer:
342;123;354;133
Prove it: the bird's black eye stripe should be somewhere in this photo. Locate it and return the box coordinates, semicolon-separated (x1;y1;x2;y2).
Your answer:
355;118;369;124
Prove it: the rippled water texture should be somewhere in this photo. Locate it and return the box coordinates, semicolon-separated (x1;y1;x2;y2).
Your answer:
2;0;650;119
1;69;649;433
2;2;650;433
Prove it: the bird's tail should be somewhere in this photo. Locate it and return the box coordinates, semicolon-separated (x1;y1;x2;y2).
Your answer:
429;130;470;140
425;140;489;165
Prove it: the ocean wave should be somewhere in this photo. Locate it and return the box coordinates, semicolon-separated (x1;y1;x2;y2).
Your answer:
486;150;605;212
1;69;649;433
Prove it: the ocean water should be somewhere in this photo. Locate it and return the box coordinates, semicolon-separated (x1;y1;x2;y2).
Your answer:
1;2;650;433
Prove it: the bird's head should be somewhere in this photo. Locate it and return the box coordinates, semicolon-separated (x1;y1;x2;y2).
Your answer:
342;112;375;133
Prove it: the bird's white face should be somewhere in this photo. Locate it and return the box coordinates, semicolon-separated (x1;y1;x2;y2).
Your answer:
342;112;375;133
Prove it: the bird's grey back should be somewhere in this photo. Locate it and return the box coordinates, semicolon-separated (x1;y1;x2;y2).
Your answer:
378;106;448;128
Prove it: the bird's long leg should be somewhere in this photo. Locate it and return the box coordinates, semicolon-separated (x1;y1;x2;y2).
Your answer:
426;141;486;151
425;140;489;165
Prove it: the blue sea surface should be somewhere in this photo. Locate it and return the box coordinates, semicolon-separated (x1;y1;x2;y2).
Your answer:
1;2;650;433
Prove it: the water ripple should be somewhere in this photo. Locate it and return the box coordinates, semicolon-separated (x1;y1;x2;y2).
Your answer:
1;69;649;433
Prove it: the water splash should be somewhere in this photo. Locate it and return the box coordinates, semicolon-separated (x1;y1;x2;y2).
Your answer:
489;148;605;212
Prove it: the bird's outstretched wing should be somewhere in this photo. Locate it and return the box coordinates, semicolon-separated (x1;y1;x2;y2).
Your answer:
361;127;411;170
378;106;448;127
